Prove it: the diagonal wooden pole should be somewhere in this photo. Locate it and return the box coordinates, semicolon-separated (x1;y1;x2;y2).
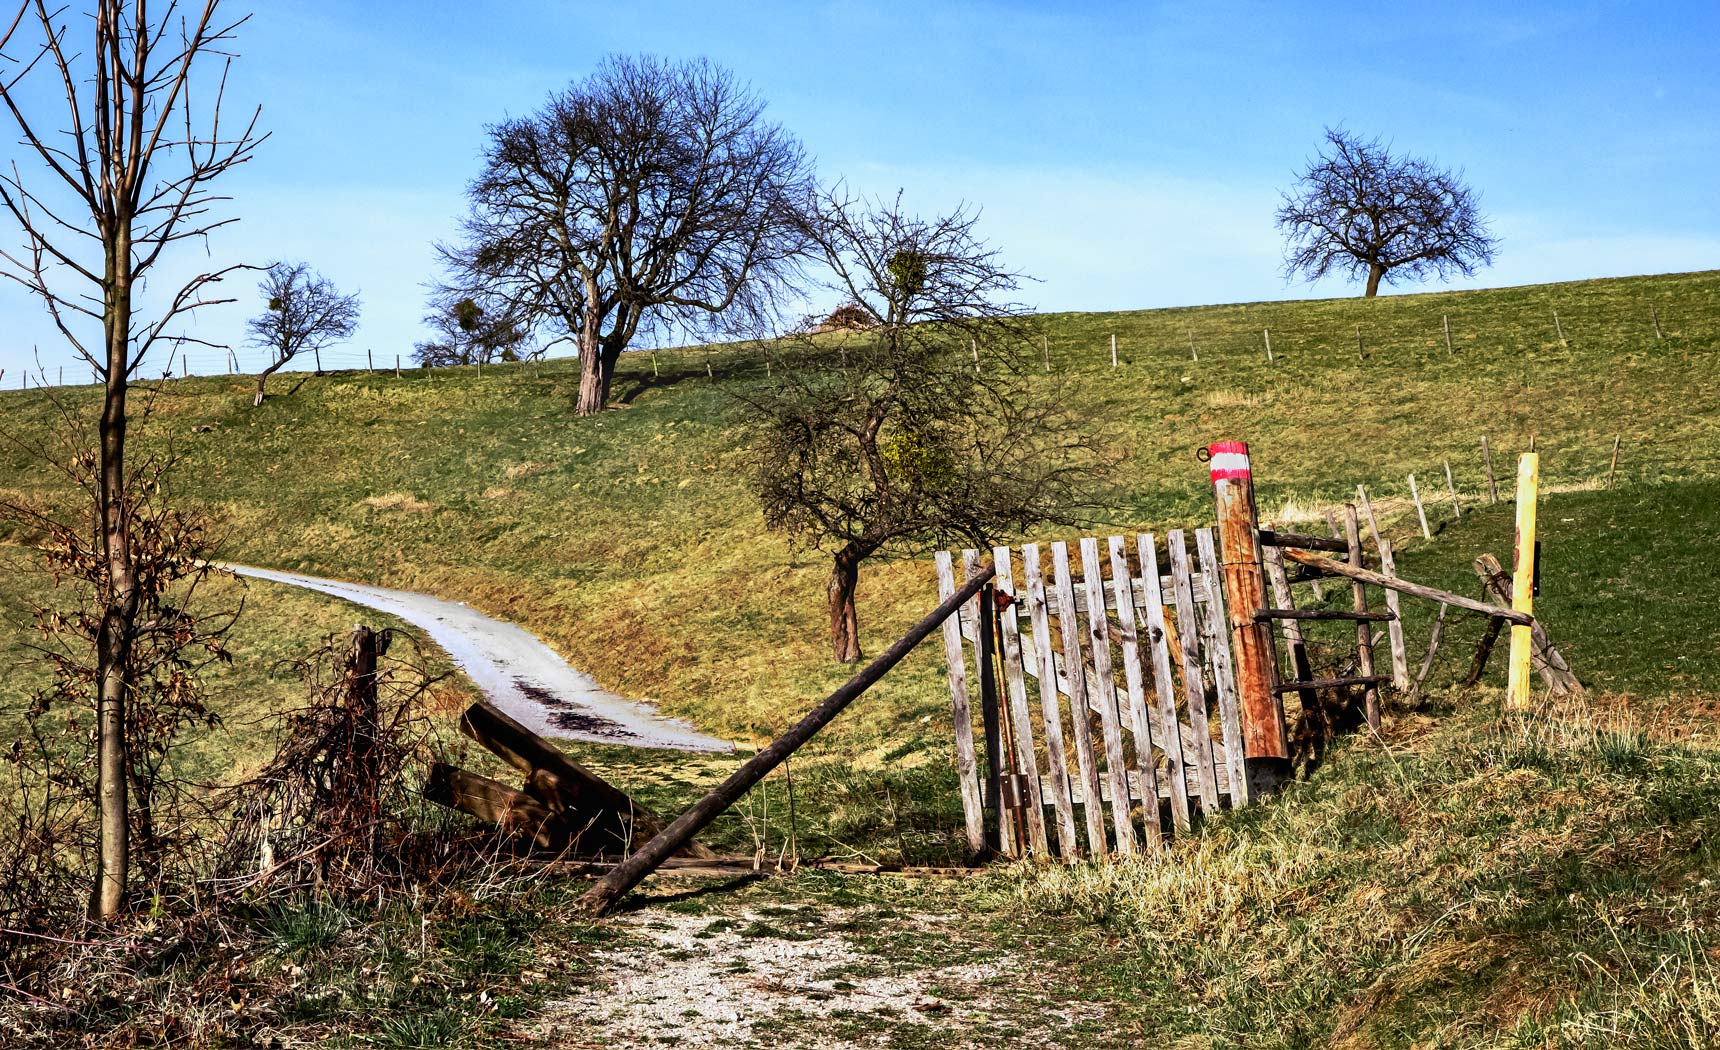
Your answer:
579;563;996;916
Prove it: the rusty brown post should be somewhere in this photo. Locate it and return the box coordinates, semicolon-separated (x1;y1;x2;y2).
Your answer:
1208;441;1291;795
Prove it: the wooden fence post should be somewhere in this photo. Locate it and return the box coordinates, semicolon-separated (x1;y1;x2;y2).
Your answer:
1110;333;1117;368
1343;505;1381;731
1208;441;1290;794
965;551;1005;855
1042;334;1050;372
1263;327;1273;363
1607;436;1621;489
1651;304;1664;342
1355;324;1364;361
1443;314;1453;354
1506;453;1540;711
936;552;986;853
1444;459;1462;518
1408;474;1431;538
1553;310;1569;347
1188;330;1197;362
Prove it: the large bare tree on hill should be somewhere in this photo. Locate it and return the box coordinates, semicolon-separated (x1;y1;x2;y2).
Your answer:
438;54;813;416
1277;128;1497;297
0;0;261;917
743;190;1094;663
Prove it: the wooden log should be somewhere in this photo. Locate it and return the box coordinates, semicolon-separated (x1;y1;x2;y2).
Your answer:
457;701;712;858
1051;541;1109;854
1283;547;1531;623
1444;460;1462;518
1108;536;1163;848
423;762;565;850
1413;603;1449;694
1256;607;1395;622
578;561;996;915
1207;442;1287;785
1196;529;1249;806
1273;675;1391;694
935;552;987;855
1344;505;1382;731
1262;545;1318;716
1263;327;1273;363
965;550;1007;855
1080;538;1136;853
1167;530;1222;812
1140;534;1193;834
1257;529;1350;554
1482;435;1499;504
1376;537;1412;690
1474;553;1584;696
1022;544;1079;857
1408;474;1431;538
992;546;1049;856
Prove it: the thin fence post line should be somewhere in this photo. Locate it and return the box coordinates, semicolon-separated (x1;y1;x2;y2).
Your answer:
1188;329;1197;362
652;352;659;378
1408;473;1431;539
229;349;238;373
367;348;374;372
395;354;401;378
1607;435;1621;490
1041;333;1049;372
1481;435;1499;503
1355;324;1364;362
1444;459;1462;518
1651;303;1664;342
973;337;980;374
1263;327;1273;363
314;348;323;373
1443;313;1453;354
1553;309;1568;348
58;366;63;386
1109;333;1117;368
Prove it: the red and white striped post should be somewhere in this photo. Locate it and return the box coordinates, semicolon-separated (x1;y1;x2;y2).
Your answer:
1208;441;1291;793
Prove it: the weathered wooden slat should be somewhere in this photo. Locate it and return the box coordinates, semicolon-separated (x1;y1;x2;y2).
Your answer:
1028;574;1211;616
1051;541;1109;854
1343;505;1382;731
1474;553;1585;696
992;546;1049;857
935;552;987;855
1021;544;1079;858
1375;538;1412;690
1255;607;1397;622
1167;530;1222;812
1257;529;1350;554
1109;535;1163;848
1272;675;1392;693
1281;549;1533;625
1080;537;1137;854
963;550;1009;856
1140;534;1193;834
1262;545;1318;714
1196;529;1249;807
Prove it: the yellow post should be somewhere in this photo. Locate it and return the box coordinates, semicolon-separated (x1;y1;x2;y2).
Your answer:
1506;452;1539;710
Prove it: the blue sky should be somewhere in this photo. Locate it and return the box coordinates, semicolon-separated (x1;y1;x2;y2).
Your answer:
1;0;1716;380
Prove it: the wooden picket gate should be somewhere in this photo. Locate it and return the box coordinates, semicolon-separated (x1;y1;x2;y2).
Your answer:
935;527;1259;859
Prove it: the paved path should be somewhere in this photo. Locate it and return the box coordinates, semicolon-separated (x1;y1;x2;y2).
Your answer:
228;564;733;753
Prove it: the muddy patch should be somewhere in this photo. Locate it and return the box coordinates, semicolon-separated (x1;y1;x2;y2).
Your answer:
511;676;630;738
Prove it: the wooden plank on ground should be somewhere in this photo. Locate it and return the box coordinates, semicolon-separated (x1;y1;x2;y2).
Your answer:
424;762;565;850
1196;528;1249;806
992;545;1049;856
1109;536;1164;848
1051;541;1109;854
1022;544;1079;858
1080;537;1137;854
1167;530;1222;812
935;551;987;855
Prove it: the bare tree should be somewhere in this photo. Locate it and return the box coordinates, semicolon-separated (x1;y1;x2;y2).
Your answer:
247;261;359;405
743;190;1095;663
0;0;262;916
412;293;528;368
1277;128;1497;297
438;54;813;416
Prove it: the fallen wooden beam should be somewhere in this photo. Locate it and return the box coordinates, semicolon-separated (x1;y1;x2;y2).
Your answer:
1282;549;1532;625
1258;529;1350;554
578;562;997;916
423;762;566;851
1256;607;1396;622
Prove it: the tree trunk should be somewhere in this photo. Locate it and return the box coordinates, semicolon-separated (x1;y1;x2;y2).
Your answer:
92;244;138;920
828;552;861;664
1364;262;1385;298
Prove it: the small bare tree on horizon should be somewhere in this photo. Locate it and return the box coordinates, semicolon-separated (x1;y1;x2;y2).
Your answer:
743;190;1096;663
1277;128;1497;298
247;261;360;405
0;0;262;918
437;54;814;416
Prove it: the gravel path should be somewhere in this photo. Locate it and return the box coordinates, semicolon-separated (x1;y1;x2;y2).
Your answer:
227;564;732;753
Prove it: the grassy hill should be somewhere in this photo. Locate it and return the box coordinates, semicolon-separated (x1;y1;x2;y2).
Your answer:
3;269;1719;1046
